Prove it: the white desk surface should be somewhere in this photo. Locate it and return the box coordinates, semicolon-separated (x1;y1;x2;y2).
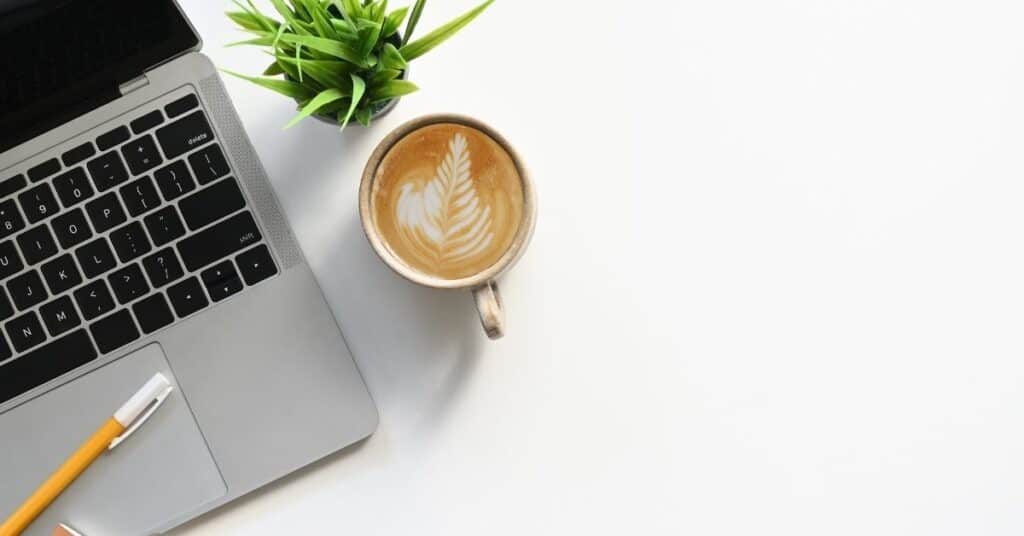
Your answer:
173;1;1024;534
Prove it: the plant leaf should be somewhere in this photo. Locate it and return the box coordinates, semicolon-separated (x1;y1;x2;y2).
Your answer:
227;34;277;47
339;74;366;129
263;61;286;76
403;0;425;46
356;106;373;126
275;55;354;88
227;11;266;32
368;68;401;89
382;7;408;37
357;19;383;58
222;69;316;101
370;80;418;102
400;0;494;61
277;33;365;65
380;43;408;70
285;88;350;129
269;0;311;35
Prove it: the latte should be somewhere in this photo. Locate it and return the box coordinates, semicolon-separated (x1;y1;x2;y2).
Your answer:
369;123;525;281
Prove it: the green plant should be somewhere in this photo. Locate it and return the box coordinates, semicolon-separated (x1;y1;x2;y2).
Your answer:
225;0;495;129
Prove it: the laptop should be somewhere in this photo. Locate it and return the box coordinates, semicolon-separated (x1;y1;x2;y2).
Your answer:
0;1;378;534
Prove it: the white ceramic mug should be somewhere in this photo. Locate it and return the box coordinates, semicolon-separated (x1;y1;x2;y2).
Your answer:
359;114;536;339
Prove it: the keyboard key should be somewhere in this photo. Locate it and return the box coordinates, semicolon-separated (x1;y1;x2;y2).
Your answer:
0;240;24;281
119;176;161;217
27;159;60;183
109;222;152;262
41;254;82;295
51;208;93;249
0;329;97;404
16;225;58;265
237;245;278;285
87;151;129;191
5;312;45;353
0;289;13;321
85;192;127;233
156;111;214;160
62;142;96;167
188;144;231;185
166;94;200;118
7;271;47;311
96;126;130;151
0;200;25;240
40;296;82;337
89;309;139;354
154;160;196;201
201;261;243;302
167;277;208;318
109;264;149;305
178;212;262;272
143;249;185;288
180;178;246;232
75;238;117;279
0;175;27;198
74;280;115;320
53;167;95;208
143;207;185;247
130;111;165;134
121;135;163;175
18;183;60;223
133;294;174;334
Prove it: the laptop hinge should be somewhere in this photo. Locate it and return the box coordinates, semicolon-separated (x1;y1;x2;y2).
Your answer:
119;75;150;96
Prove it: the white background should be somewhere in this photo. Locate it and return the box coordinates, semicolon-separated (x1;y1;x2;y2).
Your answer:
172;1;1024;534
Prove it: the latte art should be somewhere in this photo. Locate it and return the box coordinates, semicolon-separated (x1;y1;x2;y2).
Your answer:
371;124;524;281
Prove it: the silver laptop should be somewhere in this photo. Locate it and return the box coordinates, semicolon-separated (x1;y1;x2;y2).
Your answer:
0;1;378;534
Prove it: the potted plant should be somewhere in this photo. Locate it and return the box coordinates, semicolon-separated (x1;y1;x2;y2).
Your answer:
225;0;495;129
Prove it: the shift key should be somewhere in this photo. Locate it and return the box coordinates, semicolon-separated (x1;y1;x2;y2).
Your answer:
156;111;214;159
178;212;262;272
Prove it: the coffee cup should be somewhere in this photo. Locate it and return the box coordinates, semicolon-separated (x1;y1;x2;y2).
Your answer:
359;115;536;340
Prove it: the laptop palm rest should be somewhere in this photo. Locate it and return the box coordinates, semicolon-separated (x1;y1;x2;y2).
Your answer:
0;344;226;535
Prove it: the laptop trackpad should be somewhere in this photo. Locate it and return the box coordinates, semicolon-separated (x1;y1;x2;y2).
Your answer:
0;344;226;535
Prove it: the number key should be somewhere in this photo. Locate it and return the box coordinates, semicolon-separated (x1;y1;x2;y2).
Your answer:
17;183;59;223
0;200;25;240
52;167;95;208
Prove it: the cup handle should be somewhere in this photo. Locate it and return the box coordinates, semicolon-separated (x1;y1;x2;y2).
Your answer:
473;281;505;340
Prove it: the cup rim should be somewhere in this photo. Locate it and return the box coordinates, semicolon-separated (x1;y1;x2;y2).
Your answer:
359;114;537;290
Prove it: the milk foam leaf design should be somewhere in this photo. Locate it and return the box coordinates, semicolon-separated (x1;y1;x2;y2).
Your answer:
396;133;495;270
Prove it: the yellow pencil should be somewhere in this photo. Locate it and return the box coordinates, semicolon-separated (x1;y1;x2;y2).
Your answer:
0;374;173;536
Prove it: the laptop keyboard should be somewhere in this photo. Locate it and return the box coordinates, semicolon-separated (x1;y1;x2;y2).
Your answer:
0;93;279;405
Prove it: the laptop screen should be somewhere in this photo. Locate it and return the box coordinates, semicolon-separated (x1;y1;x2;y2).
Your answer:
0;0;199;153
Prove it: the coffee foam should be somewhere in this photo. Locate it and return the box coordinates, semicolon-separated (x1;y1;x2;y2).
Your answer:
370;123;524;281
